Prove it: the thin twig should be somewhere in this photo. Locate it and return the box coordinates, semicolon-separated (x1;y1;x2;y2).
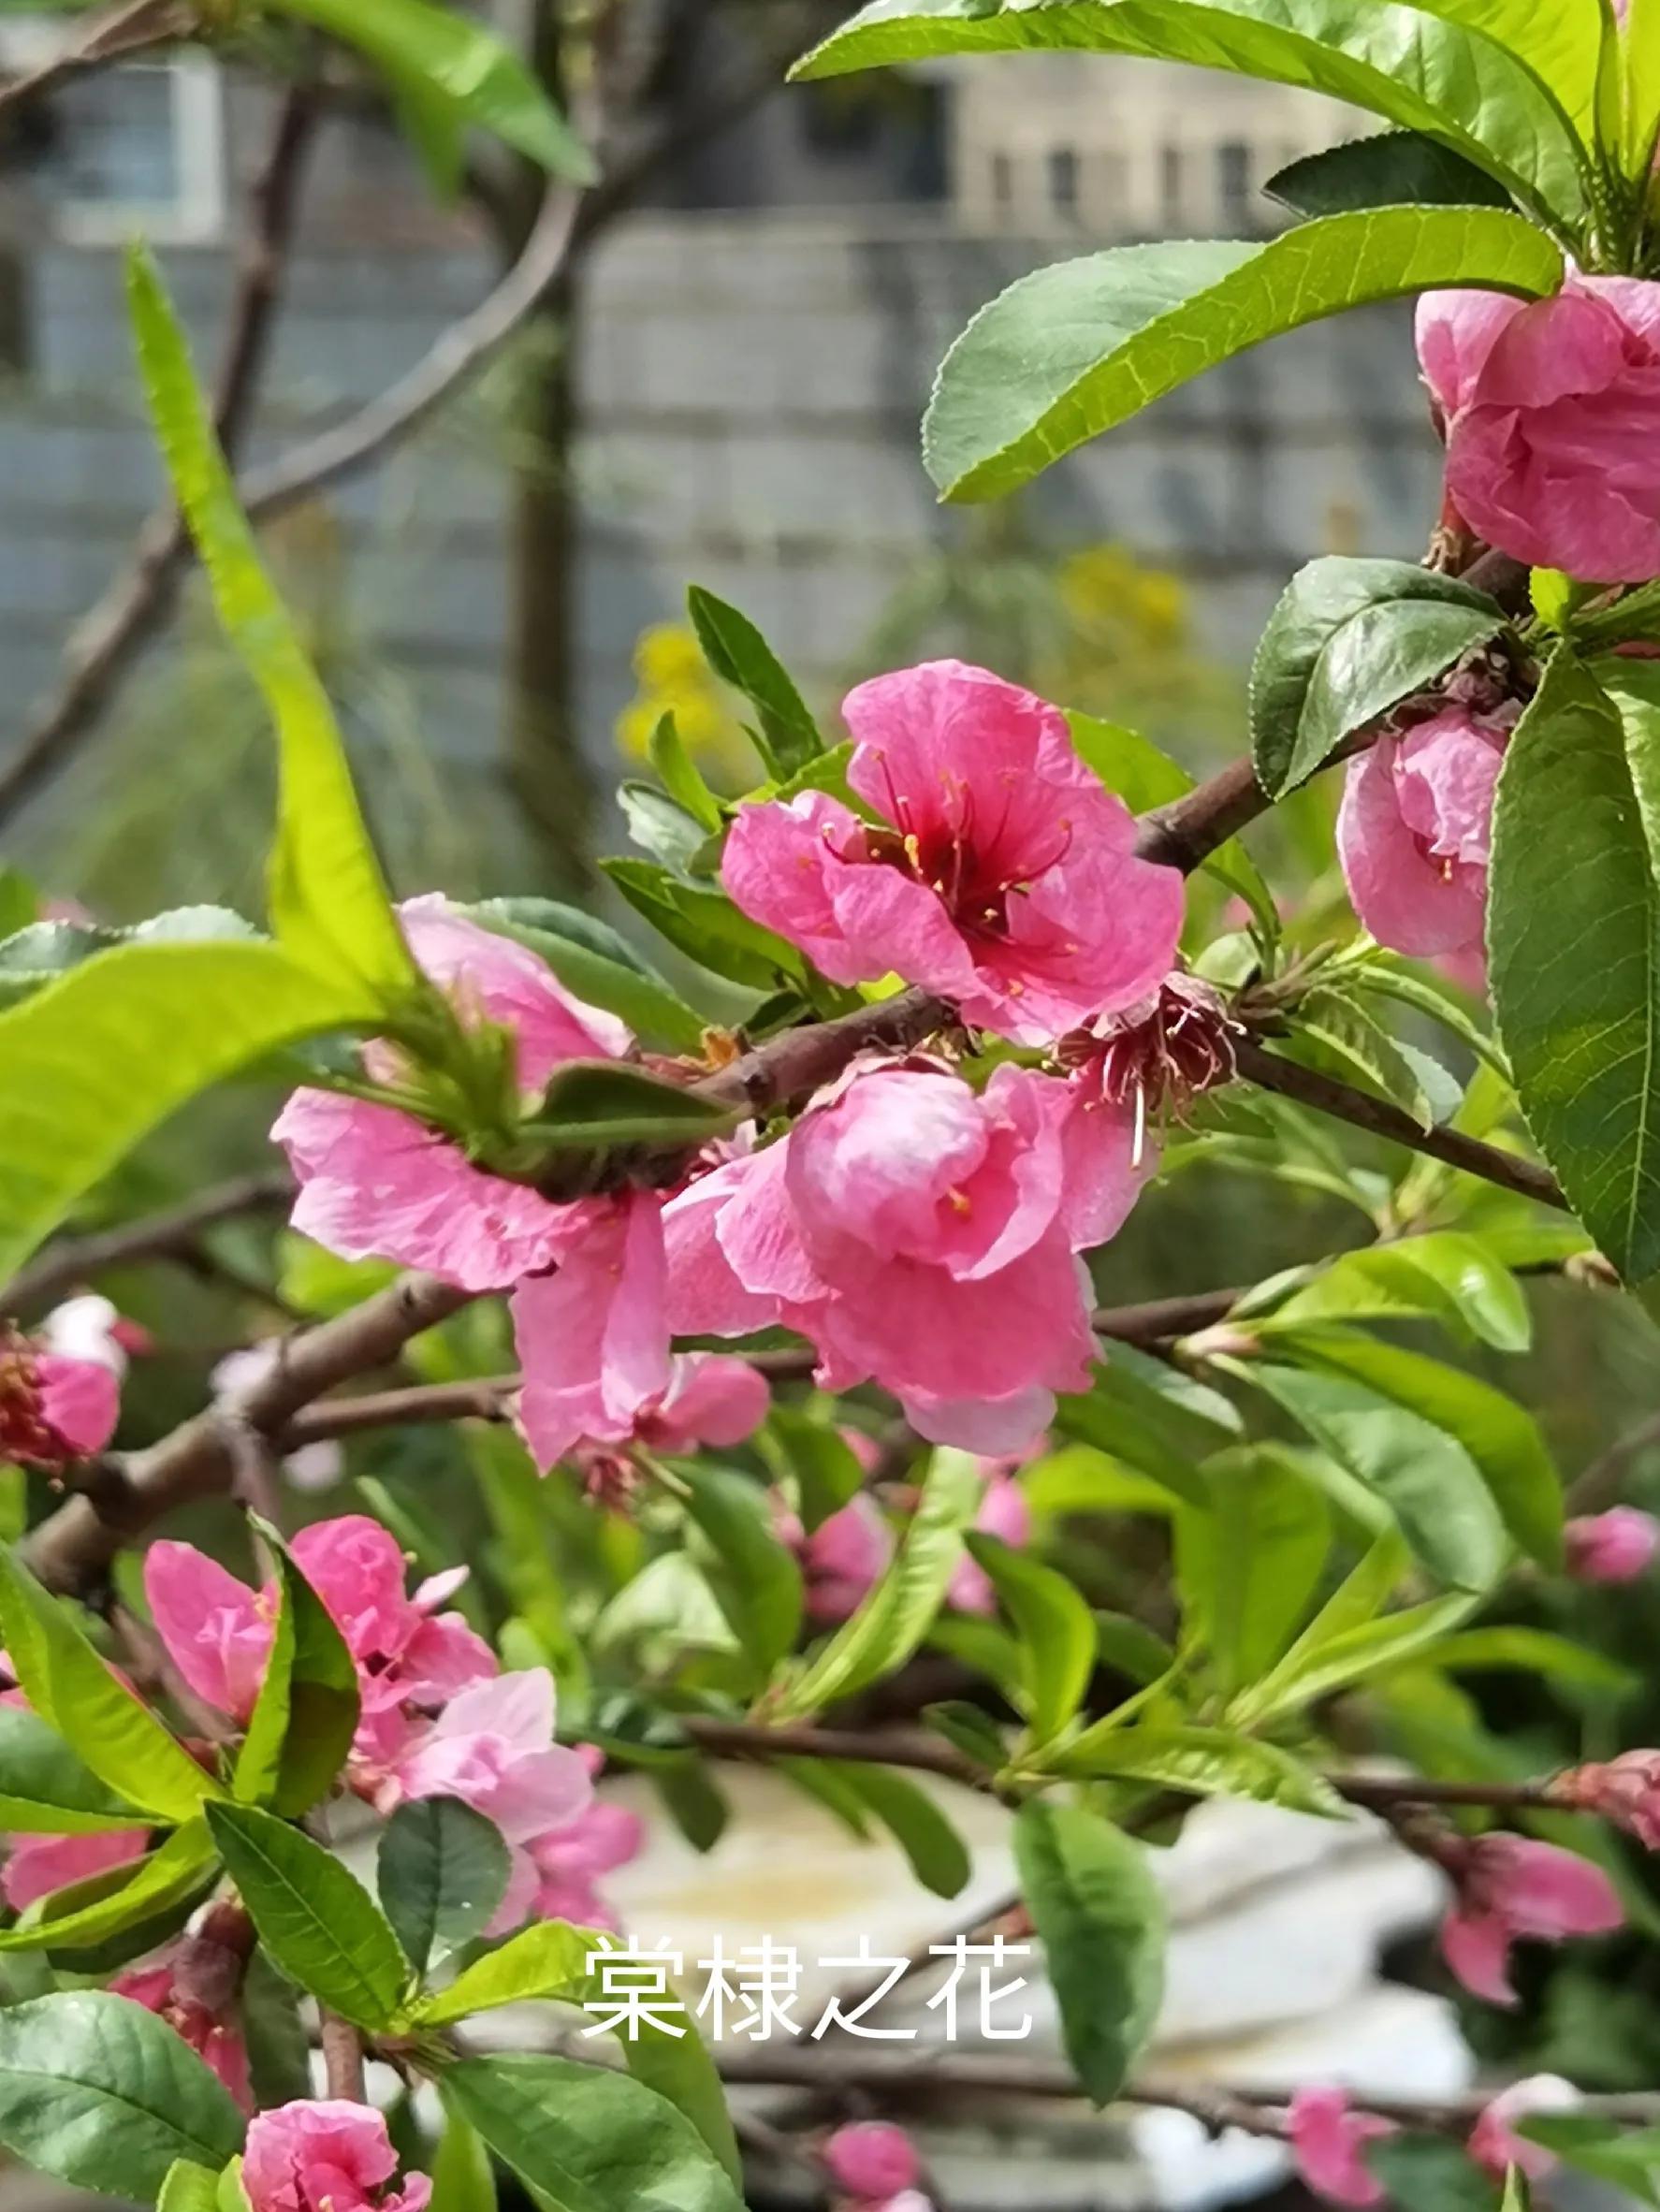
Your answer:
1566;1406;1660;1515
2;1170;292;1314
0;80;321;824
320;2010;367;2103
1234;1037;1567;1214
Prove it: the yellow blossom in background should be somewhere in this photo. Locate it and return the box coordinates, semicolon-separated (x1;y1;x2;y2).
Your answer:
615;622;756;788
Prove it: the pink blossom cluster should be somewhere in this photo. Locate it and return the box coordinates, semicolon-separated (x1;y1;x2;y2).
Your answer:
242;2102;429;2212
0;1294;134;1472
1290;2075;1578;2207
273;665;1181;1461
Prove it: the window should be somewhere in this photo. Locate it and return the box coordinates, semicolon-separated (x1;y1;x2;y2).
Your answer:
1047;145;1079;220
990;150;1013;214
1160;142;1185;226
1217;139;1252;231
0;20;225;243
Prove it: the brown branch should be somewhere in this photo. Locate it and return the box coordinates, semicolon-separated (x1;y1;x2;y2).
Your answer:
2;1171;292;1315
0;80;321;825
685;1716;990;1790
1234;1037;1567;1213
1332;1772;1562;1813
1565;1406;1660;1515
320;2010;367;2103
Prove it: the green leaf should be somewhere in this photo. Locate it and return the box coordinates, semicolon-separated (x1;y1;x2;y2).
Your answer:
1266;130;1514;215
412;1918;599;2026
1518;2116;1660;2205
964;1533;1096;1742
618;2016;742;2190
1277;1329;1562;1568
601;860;805;991
158;2162;223;2212
1052;1724;1345;1815
0;907;261;1012
204;1803;408;2030
648;717;724;836
686;587;823;778
127;249;413;1000
835;1763;973;1898
1174;1445;1331;1693
620;783;714;877
0;1991;243;2196
530;1060;738;1151
1367;2134;1504;2212
463;899;707;1055
1237;1591;1477;1723
1;1824;218;1955
444;2052;745;2212
777;1448;982;1716
1491;652;1660;1281
763;1405;870;1530
1012;1799;1164;2106
920;211;1561;502
1251;558;1506;797
0;1548;219;1825
679;1463;804;1681
0;1705;143;1833
794;0;1589;228
233;1524;359;1817
1252;1231;1531;1351
0;938;370;1283
1236;1361;1507;1589
1425;1626;1636;1695
270;0;594;179
431;2108;498;2212
377;1799;511;1976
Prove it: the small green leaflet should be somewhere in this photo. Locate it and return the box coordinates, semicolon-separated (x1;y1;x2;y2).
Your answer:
233;1523;359;1817
686;587;823;778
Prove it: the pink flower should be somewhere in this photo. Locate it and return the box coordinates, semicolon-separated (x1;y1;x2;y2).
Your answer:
243;2102;430;2212
665;1057;1143;1453
782;1492;896;1623
1336;707;1509;960
722;660;1184;1046
824;2123;922;2201
113;1927;253;2110
530;1751;645;1929
2;1826;148;1913
947;1465;1034;1614
633;1354;771;1454
1288;2088;1396;2208
1564;1506;1660;1583
1418;277;1660;580
0;1321;121;1471
1440;1835;1624;2005
1557;1748;1660;1848
1467;2075;1579;2180
513;1191;674;1470
272;895;631;1294
143;1516;494;1744
386;1671;592;1869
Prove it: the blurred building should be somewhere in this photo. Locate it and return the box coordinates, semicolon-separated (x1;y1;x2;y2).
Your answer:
0;18;1435;859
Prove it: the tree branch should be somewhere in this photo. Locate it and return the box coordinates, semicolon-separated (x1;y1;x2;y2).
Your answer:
319;2009;367;2103
2;1171;292;1316
0;80;321;824
1234;1037;1566;1213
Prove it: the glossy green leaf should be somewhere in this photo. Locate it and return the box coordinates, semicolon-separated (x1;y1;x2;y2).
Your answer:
1052;1724;1345;1815
620;783;713;876
1238;1592;1477;1723
158;2162;223;2212
431;2108;498;2212
794;0;1590;228
679;1463;804;1681
272;0;594;179
1174;1445;1331;1692
0;939;369;1283
412;1918;600;2025
234;1525;359;1817
204;1803;408;2029
0;1991;243;2196
1491;652;1660;1281
127;249;413;999
1265;130;1513;215
920;211;1561;502
0;907;260;1012
1277;1330;1561;1566
0;1548;219;1825
1388;0;1605;132
1013;1799;1164;2105
378;1799;511;1975
531;1060;738;1150
3;1824;217;1957
777;1448;982;1715
617;2014;742;2188
0;1706;143;1834
1238;1361;1506;1589
602;859;805;991
1251;558;1506;797
1253;1231;1531;1351
687;586;822;778
444;2052;745;2212
648;716;724;835
965;1532;1096;1742
463;899;707;1055
1519;2116;1660;2205
834;1764;972;1899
